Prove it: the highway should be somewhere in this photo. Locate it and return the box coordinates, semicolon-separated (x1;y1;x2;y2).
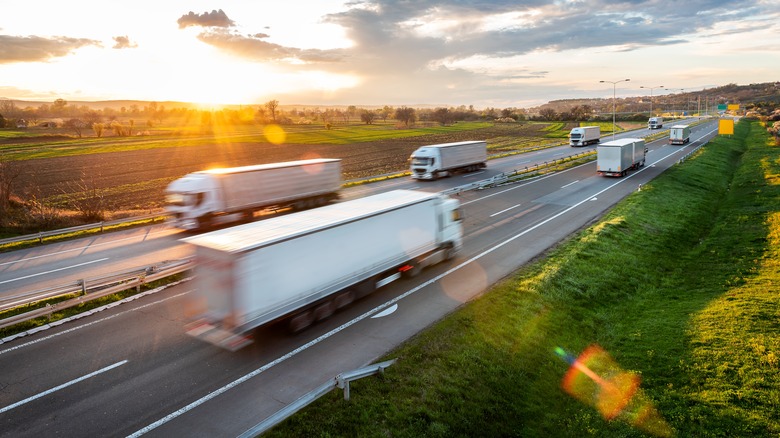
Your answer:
0;119;717;437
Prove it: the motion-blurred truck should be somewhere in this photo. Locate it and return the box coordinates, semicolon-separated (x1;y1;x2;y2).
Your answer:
165;158;341;230
597;138;647;177
569;126;601;147
410;140;487;180
669;125;691;145
183;189;464;350
648;117;664;129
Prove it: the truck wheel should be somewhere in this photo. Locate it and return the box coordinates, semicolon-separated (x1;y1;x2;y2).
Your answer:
401;262;422;278
314;302;335;321
289;311;314;333
334;291;355;309
444;246;456;261
197;215;212;230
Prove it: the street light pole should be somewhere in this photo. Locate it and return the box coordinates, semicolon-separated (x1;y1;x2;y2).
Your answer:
600;79;630;139
640;85;664;116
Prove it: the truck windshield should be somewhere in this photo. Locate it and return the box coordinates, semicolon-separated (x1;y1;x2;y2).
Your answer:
166;193;202;207
411;157;431;166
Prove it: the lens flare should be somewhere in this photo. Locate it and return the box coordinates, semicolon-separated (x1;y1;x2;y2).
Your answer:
556;345;674;437
263;124;286;145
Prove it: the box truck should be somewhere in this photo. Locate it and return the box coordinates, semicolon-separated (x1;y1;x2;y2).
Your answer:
597;138;647;177
410;140;487;180
648;117;664;129
569;126;601;147
183;189;464;350
669;125;691;145
165;158;341;230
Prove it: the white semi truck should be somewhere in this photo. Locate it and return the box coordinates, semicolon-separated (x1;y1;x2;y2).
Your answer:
409;140;487;180
183;189;464;350
165;158;341;230
669;125;692;145
569;126;601;147
597;138;647;177
648;117;664;129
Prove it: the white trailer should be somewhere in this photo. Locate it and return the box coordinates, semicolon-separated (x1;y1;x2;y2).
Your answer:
597;138;647;177
165;158;341;230
183;189;464;350
410;140;487;180
669;125;691;145
569;126;601;147
648;117;664;129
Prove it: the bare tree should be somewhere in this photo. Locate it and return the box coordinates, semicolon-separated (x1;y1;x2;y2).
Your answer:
394;106;416;127
265;100;279;123
0;156;21;217
360;110;377;125
67;171;107;222
65;118;87;137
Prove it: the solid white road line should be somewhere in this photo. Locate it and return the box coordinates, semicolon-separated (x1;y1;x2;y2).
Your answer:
561;180;579;189
490;204;522;217
0;360;128;414
0;258;109;285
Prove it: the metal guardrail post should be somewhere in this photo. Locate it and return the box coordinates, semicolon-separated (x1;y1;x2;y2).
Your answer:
238;359;396;437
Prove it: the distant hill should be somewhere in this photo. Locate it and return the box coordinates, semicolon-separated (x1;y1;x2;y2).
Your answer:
531;81;780;116
3;81;778;114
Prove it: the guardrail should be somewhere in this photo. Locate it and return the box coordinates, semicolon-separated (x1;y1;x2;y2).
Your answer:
441;149;596;196
0;212;164;247
0;258;193;331
238;359;396;437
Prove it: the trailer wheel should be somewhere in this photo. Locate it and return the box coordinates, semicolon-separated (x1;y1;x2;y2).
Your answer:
314;302;335;321
334;291;355;309
289;311;314;333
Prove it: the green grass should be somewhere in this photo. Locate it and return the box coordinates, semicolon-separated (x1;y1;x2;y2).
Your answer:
0;122;493;161
266;119;780;437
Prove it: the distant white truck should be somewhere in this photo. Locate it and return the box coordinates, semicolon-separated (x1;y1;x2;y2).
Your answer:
569;126;601;147
183;189;464;350
165;158;341;230
669;125;692;145
597;138;647;177
648;117;664;129
410;140;487;180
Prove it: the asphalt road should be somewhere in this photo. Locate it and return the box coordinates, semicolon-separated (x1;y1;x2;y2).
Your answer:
0;119;717;437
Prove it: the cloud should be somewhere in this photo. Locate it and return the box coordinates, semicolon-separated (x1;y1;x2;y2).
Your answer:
178;9;235;29
112;35;138;49
196;30;345;63
0;35;101;64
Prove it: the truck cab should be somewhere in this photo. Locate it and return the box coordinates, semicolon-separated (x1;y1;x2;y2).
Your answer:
165;173;220;230
409;147;441;180
438;197;464;254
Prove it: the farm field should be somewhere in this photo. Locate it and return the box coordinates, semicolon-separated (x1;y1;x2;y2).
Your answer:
3;121;582;213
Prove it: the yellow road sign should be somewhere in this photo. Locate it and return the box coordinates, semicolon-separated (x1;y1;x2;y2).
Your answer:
719;119;734;135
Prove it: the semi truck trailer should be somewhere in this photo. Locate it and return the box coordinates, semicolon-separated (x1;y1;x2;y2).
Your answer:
183;189;464;350
669;125;692;145
410;140;487;180
165;158;341;230
648;117;664;129
597;138;647;177
569;126;601;147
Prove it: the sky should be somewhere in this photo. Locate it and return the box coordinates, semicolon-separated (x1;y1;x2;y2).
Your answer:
1;0;779;108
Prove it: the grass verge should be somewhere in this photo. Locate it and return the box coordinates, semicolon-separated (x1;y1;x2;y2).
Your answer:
265;119;780;437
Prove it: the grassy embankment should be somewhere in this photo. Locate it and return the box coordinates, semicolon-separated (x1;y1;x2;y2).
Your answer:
267;118;780;437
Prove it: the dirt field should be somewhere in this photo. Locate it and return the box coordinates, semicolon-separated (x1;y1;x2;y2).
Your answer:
7;122;577;212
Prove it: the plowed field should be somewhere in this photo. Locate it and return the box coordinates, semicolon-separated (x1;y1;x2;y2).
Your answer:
9;122;576;212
